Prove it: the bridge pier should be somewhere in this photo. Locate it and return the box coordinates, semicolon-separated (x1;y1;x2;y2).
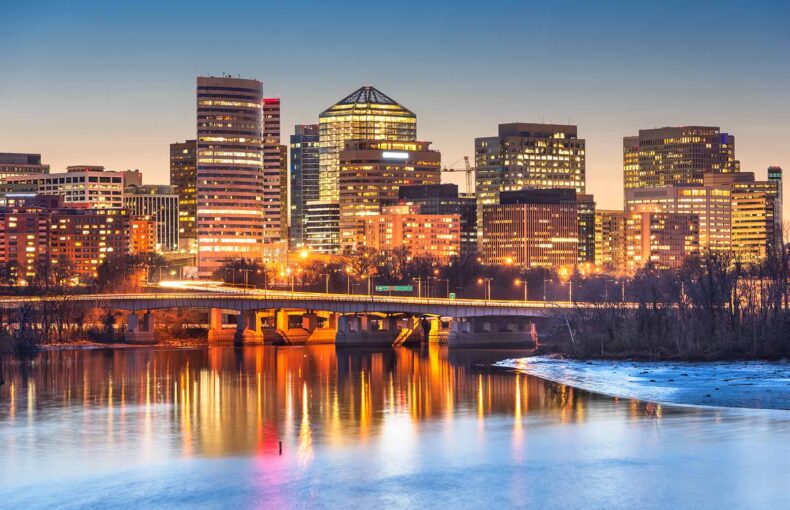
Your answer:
336;313;416;347
208;308;236;344
126;311;156;344
236;310;264;345
447;316;535;348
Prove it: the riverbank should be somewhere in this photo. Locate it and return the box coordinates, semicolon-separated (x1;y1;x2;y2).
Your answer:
40;338;206;350
495;355;790;411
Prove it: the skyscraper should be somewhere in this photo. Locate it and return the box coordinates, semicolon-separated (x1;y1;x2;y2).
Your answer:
289;124;319;248
262;98;284;244
170;140;197;245
338;140;440;250
623;126;739;203
196;76;264;276
625;205;699;272
475;122;586;237
316;86;417;252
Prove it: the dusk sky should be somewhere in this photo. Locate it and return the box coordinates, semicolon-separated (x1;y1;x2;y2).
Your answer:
1;0;788;214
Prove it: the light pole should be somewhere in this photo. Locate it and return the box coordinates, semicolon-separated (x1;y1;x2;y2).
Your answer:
413;277;423;299
320;273;330;294
515;278;528;302
239;268;252;289
543;279;551;301
478;277;492;301
345;267;352;295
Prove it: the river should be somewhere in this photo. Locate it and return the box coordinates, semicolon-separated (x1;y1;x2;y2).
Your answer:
1;346;788;509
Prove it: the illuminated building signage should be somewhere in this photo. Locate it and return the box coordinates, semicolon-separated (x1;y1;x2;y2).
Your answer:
382;151;409;160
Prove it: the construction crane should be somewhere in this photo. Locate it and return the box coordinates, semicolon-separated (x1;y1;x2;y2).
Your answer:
441;156;475;195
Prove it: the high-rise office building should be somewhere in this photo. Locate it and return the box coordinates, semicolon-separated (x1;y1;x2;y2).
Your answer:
316;86;417;252
704;171;782;260
124;184;180;252
289;124;320;248
625;186;732;253
338;140;440;250
768;165;783;227
358;205;460;263
279;144;288;240
170;140;197;243
304;201;340;254
625;205;699;272
397;184;477;256
623;126;739;202
5;166;124;208
196;76;265;276
475;123;586;235
595;210;626;273
0;153;49;180
481;189;579;269
262;98;284;244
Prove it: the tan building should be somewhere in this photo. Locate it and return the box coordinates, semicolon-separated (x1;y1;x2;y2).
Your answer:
624;126;739;196
481;189;579;269
339;140;440;249
625;186;732;253
704;171;782;261
595;210;626;273
196;76;265;276
357;205;460;262
625;205;699;272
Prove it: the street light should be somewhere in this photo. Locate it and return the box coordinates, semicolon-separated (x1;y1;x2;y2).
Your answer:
515;278;528;302
239;268;253;289
320;273;330;294
543;278;551;301
429;276;449;298
478;277;492;301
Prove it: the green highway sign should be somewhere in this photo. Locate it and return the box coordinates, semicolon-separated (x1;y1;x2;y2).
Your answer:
375;285;414;292
448;293;456;299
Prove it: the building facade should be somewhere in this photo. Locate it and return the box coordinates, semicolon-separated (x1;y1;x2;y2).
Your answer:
49;208;130;280
357;205;460;263
289;124;320;248
338;140;440;250
595;210;626;273
262;98;284;244
130;217;157;255
5;166;124;208
625;205;699;272
0;153;49;181
625;186;732;253
124;184;180;252
0;206;50;284
397;184;477;256
196;76;265;276
170;140;197;243
481;189;579;269
576;193;596;265
316;86;417;252
303;201;340;254
475;123;586;236
623;126;739;200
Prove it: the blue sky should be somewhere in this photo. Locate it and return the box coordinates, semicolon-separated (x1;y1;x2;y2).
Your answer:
1;0;788;212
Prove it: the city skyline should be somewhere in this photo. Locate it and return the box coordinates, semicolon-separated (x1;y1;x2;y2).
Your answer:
1;1;788;218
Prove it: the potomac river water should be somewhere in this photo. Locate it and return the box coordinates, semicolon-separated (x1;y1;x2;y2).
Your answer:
1;345;788;509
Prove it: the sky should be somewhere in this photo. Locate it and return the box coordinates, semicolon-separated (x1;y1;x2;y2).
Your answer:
1;0;789;215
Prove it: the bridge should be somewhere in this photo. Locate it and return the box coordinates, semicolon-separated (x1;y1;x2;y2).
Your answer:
0;285;589;347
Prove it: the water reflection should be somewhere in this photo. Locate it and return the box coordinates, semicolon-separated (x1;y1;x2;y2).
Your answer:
0;345;674;463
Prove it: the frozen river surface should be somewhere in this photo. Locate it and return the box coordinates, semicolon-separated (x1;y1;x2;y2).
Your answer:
495;356;790;410
1;347;789;509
